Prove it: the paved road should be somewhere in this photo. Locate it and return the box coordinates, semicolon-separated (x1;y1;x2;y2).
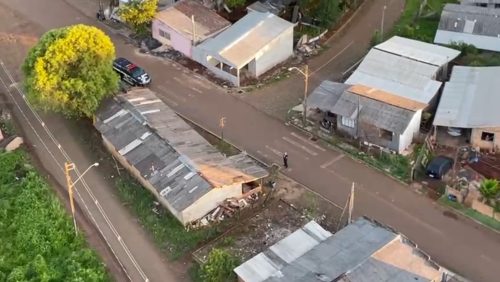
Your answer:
2;0;500;281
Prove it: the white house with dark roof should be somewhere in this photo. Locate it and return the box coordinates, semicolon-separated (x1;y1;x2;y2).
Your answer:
192;11;295;87
434;4;500;52
95;88;268;225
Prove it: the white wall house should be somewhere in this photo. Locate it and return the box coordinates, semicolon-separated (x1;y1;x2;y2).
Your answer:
193;11;295;87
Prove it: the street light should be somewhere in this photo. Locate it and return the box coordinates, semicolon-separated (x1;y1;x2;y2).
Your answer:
64;162;99;235
288;65;309;125
380;3;387;41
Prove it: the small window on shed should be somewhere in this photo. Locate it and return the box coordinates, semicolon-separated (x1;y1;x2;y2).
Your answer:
379;128;393;141
481;131;495;142
341;116;355;128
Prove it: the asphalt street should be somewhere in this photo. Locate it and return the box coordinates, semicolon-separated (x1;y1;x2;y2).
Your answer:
1;0;499;281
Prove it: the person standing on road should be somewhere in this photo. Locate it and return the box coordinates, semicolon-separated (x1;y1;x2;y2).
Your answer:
283;152;288;169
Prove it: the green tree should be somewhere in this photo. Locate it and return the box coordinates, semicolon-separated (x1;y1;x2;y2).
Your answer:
225;0;246;8
118;0;158;32
479;179;499;203
315;0;341;28
22;24;119;118
200;249;240;282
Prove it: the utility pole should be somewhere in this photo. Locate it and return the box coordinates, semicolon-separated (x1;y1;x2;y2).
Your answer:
348;183;355;224
380;3;387;41
191;15;197;45
219;117;226;141
288;65;309;126
64;162;78;235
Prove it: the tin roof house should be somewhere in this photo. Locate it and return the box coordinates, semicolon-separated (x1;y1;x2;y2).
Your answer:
307;82;427;154
193;11;295;87
434;4;500;52
234;217;466;282
433;66;500;152
152;0;231;58
95;88;268;225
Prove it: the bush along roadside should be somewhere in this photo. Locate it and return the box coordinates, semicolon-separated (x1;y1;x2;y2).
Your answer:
115;175;223;259
0;150;110;281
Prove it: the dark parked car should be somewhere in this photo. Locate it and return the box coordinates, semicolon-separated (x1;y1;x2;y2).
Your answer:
426;156;454;179
113;57;151;86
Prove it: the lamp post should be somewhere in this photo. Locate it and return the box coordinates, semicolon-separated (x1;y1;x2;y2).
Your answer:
288;65;309;126
380;3;387;41
64;162;99;235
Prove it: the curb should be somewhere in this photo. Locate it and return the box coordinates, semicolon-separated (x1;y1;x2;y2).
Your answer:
438;198;500;235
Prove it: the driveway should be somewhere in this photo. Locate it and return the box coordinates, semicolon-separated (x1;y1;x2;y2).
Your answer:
2;0;499;281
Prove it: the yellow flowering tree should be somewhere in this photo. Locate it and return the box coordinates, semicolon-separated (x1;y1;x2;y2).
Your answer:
118;0;158;33
22;24;119;118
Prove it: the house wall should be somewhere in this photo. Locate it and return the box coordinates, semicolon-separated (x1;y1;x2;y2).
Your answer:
251;27;294;77
397;110;422;153
470;127;500;152
434;30;500;52
192;46;240;86
101;135;183;221
152;19;193;58
181;183;243;224
336;115;358;137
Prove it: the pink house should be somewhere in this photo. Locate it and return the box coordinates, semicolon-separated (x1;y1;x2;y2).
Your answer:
152;0;231;58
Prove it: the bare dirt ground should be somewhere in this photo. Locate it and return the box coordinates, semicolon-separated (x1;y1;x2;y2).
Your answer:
192;174;343;263
0;4;128;280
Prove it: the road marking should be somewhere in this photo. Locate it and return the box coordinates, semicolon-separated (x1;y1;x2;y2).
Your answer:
310;41;354;75
282;136;318;156
265;145;283;157
191;87;202;94
320;154;345;168
290;132;326;152
256;150;269;159
155;85;185;105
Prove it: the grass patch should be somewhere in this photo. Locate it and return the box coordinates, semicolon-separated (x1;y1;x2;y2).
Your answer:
439;196;500;231
0;150;109;281
0;117;15;136
391;0;456;42
115;175;222;259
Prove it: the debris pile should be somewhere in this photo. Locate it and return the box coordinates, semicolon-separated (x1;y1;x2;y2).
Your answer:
295;30;327;57
192;193;260;228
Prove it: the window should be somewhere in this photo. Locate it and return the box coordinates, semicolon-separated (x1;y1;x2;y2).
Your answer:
341;116;355;128
379;129;393;141
481;131;495;142
159;29;170;40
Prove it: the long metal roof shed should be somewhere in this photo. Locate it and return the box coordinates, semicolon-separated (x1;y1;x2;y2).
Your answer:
375;36;460;66
235;217;463;282
433;66;500;128
95;88;268;222
195;11;294;69
434;4;500;52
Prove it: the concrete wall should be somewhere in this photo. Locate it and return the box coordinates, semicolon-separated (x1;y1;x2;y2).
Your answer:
152;19;193;58
192;45;240;86
251;27;294;77
470;127;500;152
101;136;183;222
397;110;422;153
181;183;242;223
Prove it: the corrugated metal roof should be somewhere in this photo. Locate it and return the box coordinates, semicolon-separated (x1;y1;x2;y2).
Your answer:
461;0;500;5
195;11;294;69
375;36;460;66
433;66;500;128
95;88;268;214
235;218;450;282
345;49;443;104
155;0;230;41
434;4;500;52
348;85;427;111
306;81;351;112
333;89;416;134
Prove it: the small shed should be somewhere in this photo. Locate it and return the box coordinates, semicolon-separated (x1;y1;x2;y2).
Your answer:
234;217;464;282
433;66;500;152
94;88;268;225
434;4;500;52
152;0;231;58
193;11;295;87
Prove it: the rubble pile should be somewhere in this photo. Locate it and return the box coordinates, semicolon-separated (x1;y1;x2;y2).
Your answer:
192;193;259;228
